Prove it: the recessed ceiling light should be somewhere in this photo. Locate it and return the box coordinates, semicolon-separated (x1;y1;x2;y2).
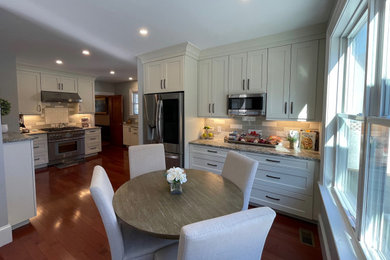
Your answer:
56;60;63;65
82;50;90;56
110;70;115;75
139;28;148;36
129;77;133;80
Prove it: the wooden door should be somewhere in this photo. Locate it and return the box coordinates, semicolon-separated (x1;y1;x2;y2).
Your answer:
289;40;318;120
228;52;247;94
247;49;267;94
266;45;291;120
211;56;229;117
109;95;123;146
198;59;212;117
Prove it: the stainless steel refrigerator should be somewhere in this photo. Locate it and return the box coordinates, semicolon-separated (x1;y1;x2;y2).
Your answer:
143;92;184;168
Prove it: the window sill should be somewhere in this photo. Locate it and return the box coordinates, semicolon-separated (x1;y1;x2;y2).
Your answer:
318;184;366;259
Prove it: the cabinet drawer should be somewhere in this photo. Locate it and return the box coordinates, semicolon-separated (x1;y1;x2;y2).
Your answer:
85;144;101;155
190;157;224;175
33;153;48;166
85;128;101;136
254;167;313;196
85;135;100;143
250;183;313;219
244;152;315;172
32;134;47;143
190;145;228;159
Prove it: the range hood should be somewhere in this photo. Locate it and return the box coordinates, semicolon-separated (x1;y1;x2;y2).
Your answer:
41;91;82;103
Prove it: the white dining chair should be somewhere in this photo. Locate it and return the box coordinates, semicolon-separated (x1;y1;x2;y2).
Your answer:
221;151;259;210
128;144;166;179
90;165;175;260
154;207;276;260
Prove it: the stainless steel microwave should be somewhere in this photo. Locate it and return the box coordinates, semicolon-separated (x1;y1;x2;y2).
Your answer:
227;93;266;116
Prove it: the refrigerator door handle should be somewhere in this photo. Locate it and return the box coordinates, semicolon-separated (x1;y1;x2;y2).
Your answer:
157;99;164;143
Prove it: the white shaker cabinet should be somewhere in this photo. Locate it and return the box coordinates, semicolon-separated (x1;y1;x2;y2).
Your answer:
41;72;78;93
266;40;319;121
77;78;95;113
16;69;42;115
229;49;267;94
85;128;102;156
4;140;36;228
32;134;48;168
144;56;183;94
198;56;229;117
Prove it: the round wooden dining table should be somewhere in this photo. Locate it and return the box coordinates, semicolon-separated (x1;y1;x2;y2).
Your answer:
112;169;243;239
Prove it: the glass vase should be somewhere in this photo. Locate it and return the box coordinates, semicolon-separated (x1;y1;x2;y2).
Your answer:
170;182;182;194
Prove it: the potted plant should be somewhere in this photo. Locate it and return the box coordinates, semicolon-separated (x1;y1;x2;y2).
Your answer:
0;99;11;133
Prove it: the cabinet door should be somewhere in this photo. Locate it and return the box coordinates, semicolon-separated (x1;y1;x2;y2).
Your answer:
164;56;183;92
130;127;139;145
123;125;132;145
266;45;291;119
228;53;247;94
144;61;163;94
211;56;229;117
17;70;42;115
78;78;95;113
247;49;267;94
61;76;78;93
289;41;318;120
41;73;61;92
198;59;212;117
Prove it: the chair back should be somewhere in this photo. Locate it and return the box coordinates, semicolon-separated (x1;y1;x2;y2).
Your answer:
128;144;166;179
177;207;276;260
90;165;124;260
221;151;259;210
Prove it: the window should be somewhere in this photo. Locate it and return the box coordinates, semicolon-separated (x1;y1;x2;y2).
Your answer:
325;0;390;258
132;92;139;115
334;15;368;223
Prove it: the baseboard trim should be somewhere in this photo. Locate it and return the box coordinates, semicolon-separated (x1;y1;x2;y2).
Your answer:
0;224;12;247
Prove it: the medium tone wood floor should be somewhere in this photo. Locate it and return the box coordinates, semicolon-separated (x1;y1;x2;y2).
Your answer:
0;145;322;260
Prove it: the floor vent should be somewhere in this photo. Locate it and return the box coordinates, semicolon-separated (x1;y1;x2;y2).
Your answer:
299;228;315;247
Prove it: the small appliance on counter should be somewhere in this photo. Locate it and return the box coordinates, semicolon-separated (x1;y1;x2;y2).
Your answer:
19;115;29;133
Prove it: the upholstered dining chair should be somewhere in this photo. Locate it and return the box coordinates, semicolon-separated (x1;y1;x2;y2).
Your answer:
221;151;259;210
154;207;276;260
128;144;166;179
90;165;175;260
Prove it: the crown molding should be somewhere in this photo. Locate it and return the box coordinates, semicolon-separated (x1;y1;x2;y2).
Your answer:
138;42;201;64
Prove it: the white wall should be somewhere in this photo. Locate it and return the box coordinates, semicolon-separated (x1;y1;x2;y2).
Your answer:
114;81;138;122
0;52;19;132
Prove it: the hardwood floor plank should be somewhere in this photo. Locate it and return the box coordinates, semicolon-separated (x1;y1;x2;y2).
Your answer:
0;145;322;259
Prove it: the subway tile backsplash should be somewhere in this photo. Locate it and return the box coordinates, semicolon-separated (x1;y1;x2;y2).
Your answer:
23;103;94;129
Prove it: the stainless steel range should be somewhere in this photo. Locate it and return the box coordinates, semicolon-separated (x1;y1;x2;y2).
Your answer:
42;127;85;166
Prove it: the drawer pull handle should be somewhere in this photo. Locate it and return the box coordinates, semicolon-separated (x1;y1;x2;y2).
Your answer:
33;146;39;149
265;195;280;201
34;158;40;161
207;150;218;153
266;174;280;180
90;147;96;150
207;163;218;167
265;159;280;163
90;138;97;141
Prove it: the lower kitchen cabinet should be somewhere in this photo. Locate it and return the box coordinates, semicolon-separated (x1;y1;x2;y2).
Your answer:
123;125;139;146
189;143;319;219
85;128;102;156
32;134;48;168
4;139;36;228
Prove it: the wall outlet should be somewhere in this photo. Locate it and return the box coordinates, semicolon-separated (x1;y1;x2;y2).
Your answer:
230;124;242;129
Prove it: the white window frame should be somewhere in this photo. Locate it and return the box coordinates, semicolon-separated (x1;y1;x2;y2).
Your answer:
131;91;139;115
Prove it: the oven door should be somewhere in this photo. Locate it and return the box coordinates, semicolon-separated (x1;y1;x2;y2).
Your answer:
228;94;266;116
48;138;85;163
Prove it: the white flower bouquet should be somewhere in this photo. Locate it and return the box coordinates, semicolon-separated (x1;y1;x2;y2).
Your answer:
166;167;187;184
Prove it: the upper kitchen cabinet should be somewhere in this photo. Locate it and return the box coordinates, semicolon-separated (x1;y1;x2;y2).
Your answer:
198;56;229;117
77;78;95;113
144;56;183;94
266;40;320;121
41;72;78;93
228;49;267;94
17;69;42;115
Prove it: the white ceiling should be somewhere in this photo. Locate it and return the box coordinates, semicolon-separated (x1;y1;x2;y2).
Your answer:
0;0;335;82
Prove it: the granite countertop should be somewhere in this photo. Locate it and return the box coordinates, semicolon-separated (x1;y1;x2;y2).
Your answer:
190;139;321;161
83;126;101;130
3;132;36;143
26;130;47;135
